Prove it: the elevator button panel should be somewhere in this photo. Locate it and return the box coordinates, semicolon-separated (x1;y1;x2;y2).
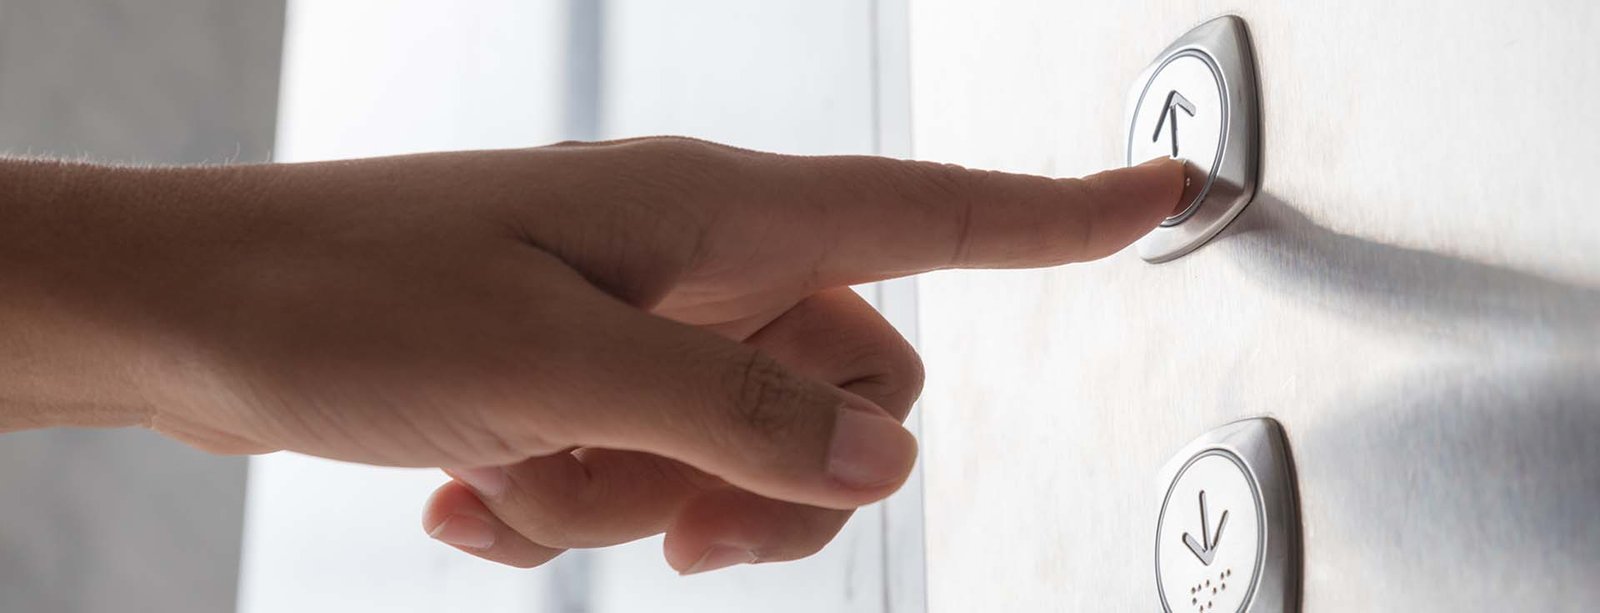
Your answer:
1127;15;1260;263
1155;418;1299;612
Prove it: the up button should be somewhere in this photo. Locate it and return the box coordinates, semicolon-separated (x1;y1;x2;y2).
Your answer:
1125;16;1261;263
1129;52;1225;226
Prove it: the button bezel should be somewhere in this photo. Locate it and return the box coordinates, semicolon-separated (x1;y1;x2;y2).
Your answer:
1126;15;1261;263
1133;50;1226;227
1154;418;1300;612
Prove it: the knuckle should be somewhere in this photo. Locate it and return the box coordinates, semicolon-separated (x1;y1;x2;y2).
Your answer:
892;161;985;266
841;334;926;418
632;136;740;175
600;137;735;234
512;490;584;532
601;137;725;195
497;464;594;545
497;503;584;549
898;160;979;204
761;510;852;562
891;344;928;408
520;509;589;546
727;352;811;443
717;350;840;467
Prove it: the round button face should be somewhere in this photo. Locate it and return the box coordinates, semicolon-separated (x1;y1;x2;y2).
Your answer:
1127;51;1226;225
1156;450;1262;613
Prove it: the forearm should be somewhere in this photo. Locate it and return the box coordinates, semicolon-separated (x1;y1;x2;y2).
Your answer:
0;159;258;431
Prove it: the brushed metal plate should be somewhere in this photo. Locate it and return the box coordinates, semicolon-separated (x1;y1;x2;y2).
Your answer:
913;1;1600;610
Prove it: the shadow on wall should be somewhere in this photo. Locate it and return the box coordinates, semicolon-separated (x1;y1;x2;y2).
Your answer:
1219;193;1600;352
1300;363;1600;607
1209;194;1600;606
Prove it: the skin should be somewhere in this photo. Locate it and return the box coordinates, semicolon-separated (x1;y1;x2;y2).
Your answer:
0;137;1183;574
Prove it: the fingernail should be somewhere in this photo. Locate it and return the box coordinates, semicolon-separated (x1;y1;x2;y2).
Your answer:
1137;156;1175;167
681;545;757;575
428;515;496;550
827;404;917;490
448;466;508;498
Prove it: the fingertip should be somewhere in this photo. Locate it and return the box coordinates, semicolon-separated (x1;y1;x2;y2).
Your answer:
429;514;499;551
663;490;769;574
662;530;704;575
1062;157;1188;259
421;479;473;533
1124;156;1189;215
422;482;498;553
662;493;761;574
665;488;855;575
422;479;567;568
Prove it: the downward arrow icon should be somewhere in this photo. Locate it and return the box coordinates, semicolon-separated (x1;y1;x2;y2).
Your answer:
1183;490;1229;566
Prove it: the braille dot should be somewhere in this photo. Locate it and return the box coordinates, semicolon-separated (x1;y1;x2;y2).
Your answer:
1226;569;1233;577
1206;580;1211;587
1221;583;1226;591
1211;587;1217;595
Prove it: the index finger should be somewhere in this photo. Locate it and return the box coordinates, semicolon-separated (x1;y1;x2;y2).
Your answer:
722;152;1186;284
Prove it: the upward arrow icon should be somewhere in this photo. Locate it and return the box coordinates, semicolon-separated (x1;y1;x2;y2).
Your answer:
1152;90;1196;158
1183;490;1229;566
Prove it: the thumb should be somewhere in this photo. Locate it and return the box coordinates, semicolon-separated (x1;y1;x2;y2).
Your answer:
550;294;917;511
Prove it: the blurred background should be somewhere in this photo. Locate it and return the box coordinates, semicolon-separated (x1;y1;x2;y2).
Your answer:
0;1;922;612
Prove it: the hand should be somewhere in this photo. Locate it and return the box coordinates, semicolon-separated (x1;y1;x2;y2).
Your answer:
0;138;1182;573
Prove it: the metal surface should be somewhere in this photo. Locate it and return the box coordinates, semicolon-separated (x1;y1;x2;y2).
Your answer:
910;2;1600;611
1156;419;1298;613
1128;16;1260;263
